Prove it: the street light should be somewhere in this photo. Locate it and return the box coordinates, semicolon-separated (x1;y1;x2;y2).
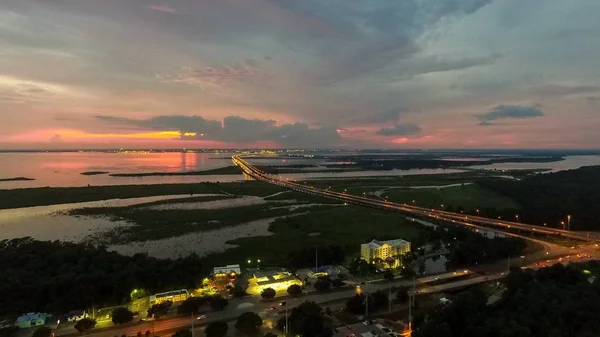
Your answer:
561;221;565;230
515;215;519;222
567;215;572;231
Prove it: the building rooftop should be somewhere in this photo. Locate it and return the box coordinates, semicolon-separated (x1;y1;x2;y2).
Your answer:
363;239;410;249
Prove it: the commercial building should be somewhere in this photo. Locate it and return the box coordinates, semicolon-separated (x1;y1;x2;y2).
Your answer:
360;239;411;268
246;271;303;295
15;313;48;328
66;310;88;322
150;289;189;305
213;264;241;277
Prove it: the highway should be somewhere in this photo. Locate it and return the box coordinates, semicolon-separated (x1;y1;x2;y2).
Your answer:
54;271;475;337
232;155;600;243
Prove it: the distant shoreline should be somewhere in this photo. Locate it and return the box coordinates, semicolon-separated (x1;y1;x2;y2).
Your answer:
109;166;242;177
80;171;109;176
0;177;35;182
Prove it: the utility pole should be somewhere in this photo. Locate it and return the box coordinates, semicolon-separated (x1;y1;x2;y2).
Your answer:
285;297;289;335
191;312;194;337
388;280;392;313
365;281;369;319
408;277;415;331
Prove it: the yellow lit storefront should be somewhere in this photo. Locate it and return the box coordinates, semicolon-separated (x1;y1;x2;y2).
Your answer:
247;271;303;295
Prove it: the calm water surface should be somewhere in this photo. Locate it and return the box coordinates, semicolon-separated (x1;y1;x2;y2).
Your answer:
2;153;600;189
0;152;241;189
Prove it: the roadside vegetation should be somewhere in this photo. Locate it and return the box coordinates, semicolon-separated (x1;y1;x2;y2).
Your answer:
479;165;600;230
414;261;600;337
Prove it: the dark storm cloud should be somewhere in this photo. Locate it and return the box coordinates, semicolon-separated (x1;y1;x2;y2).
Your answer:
96;115;340;147
477;105;544;126
376;124;421;136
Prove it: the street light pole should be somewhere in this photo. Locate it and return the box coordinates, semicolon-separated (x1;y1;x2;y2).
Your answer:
285;297;288;335
388;281;392;314
191;312;194;337
365;281;369;319
567;215;571;231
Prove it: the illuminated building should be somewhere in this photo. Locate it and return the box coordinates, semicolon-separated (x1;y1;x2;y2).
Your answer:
150;289;189;304
307;265;339;279
246;271;303;295
361;239;411;268
15;313;48;328
213;264;241;278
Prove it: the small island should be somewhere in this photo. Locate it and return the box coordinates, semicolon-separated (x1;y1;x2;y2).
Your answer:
81;171;110;176
109;165;242;177
0;177;35;182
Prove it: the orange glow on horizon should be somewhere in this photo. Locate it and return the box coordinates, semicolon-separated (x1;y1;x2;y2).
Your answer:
9;129;182;143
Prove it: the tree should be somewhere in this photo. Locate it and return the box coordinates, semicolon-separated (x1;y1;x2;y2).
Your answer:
0;239;205;318
235;312;262;336
261;288;276;300
332;278;345;288
177;297;207;315
345;295;366;315
396;287;409;303
147;301;172;319
111;307;134;325
383;270;395;282
171;329;192;337
287;284;302;297
349;257;375;276
209;296;228;311
277;301;330;337
205;321;228;337
314;277;332;292
0;327;19;337
32;327;52;337
371;290;388;311
231;284;248;298
74;318;97;333
401;265;417;278
130;289;148;300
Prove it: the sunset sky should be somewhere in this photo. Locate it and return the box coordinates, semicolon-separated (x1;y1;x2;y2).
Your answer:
1;0;600;149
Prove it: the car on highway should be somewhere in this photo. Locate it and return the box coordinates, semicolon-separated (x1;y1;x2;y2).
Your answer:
196;315;207;320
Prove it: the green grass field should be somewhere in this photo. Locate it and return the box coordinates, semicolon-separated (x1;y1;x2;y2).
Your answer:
0;181;287;209
203;205;429;267
381;183;521;211
73;202;334;244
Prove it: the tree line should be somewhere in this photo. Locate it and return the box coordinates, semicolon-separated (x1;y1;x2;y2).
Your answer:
478;165;600;230
414;261;600;337
0;238;204;316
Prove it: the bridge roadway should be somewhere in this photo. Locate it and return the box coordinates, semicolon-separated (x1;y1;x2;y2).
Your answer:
232;155;600;243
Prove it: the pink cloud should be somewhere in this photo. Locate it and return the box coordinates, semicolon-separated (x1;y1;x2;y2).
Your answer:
149;4;176;13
